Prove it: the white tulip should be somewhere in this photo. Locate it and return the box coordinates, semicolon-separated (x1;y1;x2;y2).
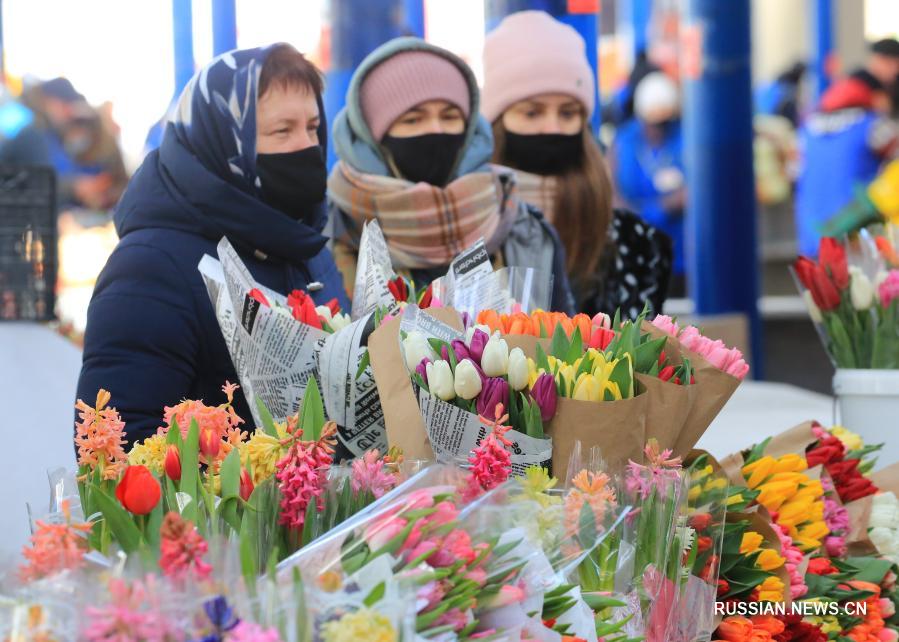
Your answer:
315;305;333;321
508;347;529;391
876;270;890;290
802;290;823;324
481;333;510;377
454;359;483;400
426;360;456;401
465;324;492;345
329;313;352;332
849;266;875;310
870;526;899;554
403;331;434;372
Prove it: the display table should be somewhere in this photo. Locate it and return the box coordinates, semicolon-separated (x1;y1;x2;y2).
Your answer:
0;324;79;564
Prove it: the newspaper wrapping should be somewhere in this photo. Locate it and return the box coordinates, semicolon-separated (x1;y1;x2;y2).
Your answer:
400;305;552;474
350;220;402;321
198;238;386;460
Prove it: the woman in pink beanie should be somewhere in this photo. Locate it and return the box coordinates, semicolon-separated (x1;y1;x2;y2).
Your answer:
329;36;574;313
482;11;672;320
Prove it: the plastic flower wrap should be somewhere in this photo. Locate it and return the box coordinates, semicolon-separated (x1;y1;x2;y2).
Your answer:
793;236;899;368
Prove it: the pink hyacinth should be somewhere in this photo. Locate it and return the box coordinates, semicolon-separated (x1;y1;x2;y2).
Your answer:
229;621;283;642
351;450;396;499
775;523;808;599
879;270;899;308
464;404;513;501
625;439;683;501
275;442;330;530
158;512;212;582
82;576;184;642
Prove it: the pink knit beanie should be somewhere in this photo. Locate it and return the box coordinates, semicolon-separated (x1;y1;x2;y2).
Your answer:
359;50;471;141
481;11;595;123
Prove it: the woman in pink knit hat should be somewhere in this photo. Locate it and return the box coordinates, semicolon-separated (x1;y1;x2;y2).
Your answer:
328;37;575;314
482;11;672;320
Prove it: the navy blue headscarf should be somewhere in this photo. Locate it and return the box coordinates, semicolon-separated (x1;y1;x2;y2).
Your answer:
116;45;330;264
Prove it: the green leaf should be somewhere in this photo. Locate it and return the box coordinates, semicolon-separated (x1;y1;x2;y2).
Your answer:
255;397;279;438
565;326;584;363
550;322;570;360
744;437;772;466
301;377;326;443
364;581;386;607
634;336;668;373
355;348;371;381
577;501;598;550
89;483;145;553
608;356;634;399
220;448;241;499
165;419;183;447
180;420;200;523
146;495;164;550
536;343;551;373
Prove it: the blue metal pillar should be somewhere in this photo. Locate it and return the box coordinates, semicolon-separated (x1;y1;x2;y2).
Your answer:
212;0;237;56
682;0;763;376
325;0;425;167
484;0;600;132
632;0;651;59
811;0;834;102
173;0;195;95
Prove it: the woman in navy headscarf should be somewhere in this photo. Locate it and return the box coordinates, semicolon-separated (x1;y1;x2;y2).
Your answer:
76;44;348;446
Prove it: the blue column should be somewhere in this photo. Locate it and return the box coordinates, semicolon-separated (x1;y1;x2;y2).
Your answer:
173;0;195;95
811;0;833;101
484;0;600;132
212;0;238;56
682;0;763;376
632;0;651;59
325;0;425;167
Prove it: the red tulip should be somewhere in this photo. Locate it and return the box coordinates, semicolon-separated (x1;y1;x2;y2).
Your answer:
239;468;254;502
688;512;712;531
658;365;676;382
588;326;615;351
116;465;162;515
793;256;818;290
164;445;181;482
716;579;729;596
287;290;322;329
387;277;409;302
819;238;849;290
809;264;841;311
418;283;433;308
325;297;341;316
248;288;269;307
199;428;221;460
696;536;713;554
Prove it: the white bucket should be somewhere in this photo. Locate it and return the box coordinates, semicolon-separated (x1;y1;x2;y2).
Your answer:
833;369;899;469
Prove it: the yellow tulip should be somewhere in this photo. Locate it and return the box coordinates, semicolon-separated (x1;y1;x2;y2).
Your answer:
792;535;822;551
703;477;728;492
743;456;776;488
572;373;602;402
831;426;864;451
766;471;808;484
771;453;807;473
758;576;785;602
808;501;825;523
798;521;829;542
527;359;540;389
602;380;623;401
740;531;764;554
687;484;702;502
726;493;746;507
777;498;814;527
691;465;714;482
756;548;786;571
756;480;800;511
869;160;899;220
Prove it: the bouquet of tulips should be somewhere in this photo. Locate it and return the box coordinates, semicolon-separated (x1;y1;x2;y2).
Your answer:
794;235;899;369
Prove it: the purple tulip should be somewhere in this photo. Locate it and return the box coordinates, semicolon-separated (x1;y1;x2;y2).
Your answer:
477;377;510;417
416;357;431;384
451;339;471;363
469;329;489;365
530;373;558;422
441;345;451;363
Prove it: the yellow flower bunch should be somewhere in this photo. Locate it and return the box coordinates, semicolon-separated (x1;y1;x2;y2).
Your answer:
740;531;786;572
528;349;633;402
869;159;899;226
802;599;841;634
757;576;787;602
238;417;294;485
688;463;729;502
320;608;397;642
127;434;168;475
830;425;864;451
742;454;827;551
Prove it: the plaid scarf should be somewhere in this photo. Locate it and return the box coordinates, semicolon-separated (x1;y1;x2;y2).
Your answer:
329;161;520;269
512;170;558;224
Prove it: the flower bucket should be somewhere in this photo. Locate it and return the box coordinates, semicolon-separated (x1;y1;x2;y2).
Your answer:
833;369;899;467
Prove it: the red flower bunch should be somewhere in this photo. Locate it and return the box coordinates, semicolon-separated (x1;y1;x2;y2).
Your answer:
806;556;839;576
387;276;434;308
286;290;340;329
773;614;827;642
794;238;849;312
806;427;878;502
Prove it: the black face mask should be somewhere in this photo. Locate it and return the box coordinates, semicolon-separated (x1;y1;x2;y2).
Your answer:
503;132;583;176
382;133;466;187
255;146;327;221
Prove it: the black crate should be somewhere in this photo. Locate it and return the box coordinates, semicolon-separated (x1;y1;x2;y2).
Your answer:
0;165;57;321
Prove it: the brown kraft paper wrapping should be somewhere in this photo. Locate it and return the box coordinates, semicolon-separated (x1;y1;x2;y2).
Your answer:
761;421;818;460
871;462;899;496
635;372;694;454
367;307;464;460
642;322;742;456
845;495;877;556
546;393;648;480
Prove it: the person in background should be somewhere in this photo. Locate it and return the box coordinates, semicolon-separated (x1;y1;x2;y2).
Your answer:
867;38;899;117
0;87;51;166
329;37;575;314
610;71;685;296
755;62;806;127
22;78;127;210
77;44;348;446
603;50;660;128
795;69;898;257
481;11;671;319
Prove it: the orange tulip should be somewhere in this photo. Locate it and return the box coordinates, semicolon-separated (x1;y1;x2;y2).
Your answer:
716;616;754;641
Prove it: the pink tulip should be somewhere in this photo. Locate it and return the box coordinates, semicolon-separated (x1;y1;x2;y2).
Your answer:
482;584;527;609
364;516;407;551
651;314;680;337
592;312;612;330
